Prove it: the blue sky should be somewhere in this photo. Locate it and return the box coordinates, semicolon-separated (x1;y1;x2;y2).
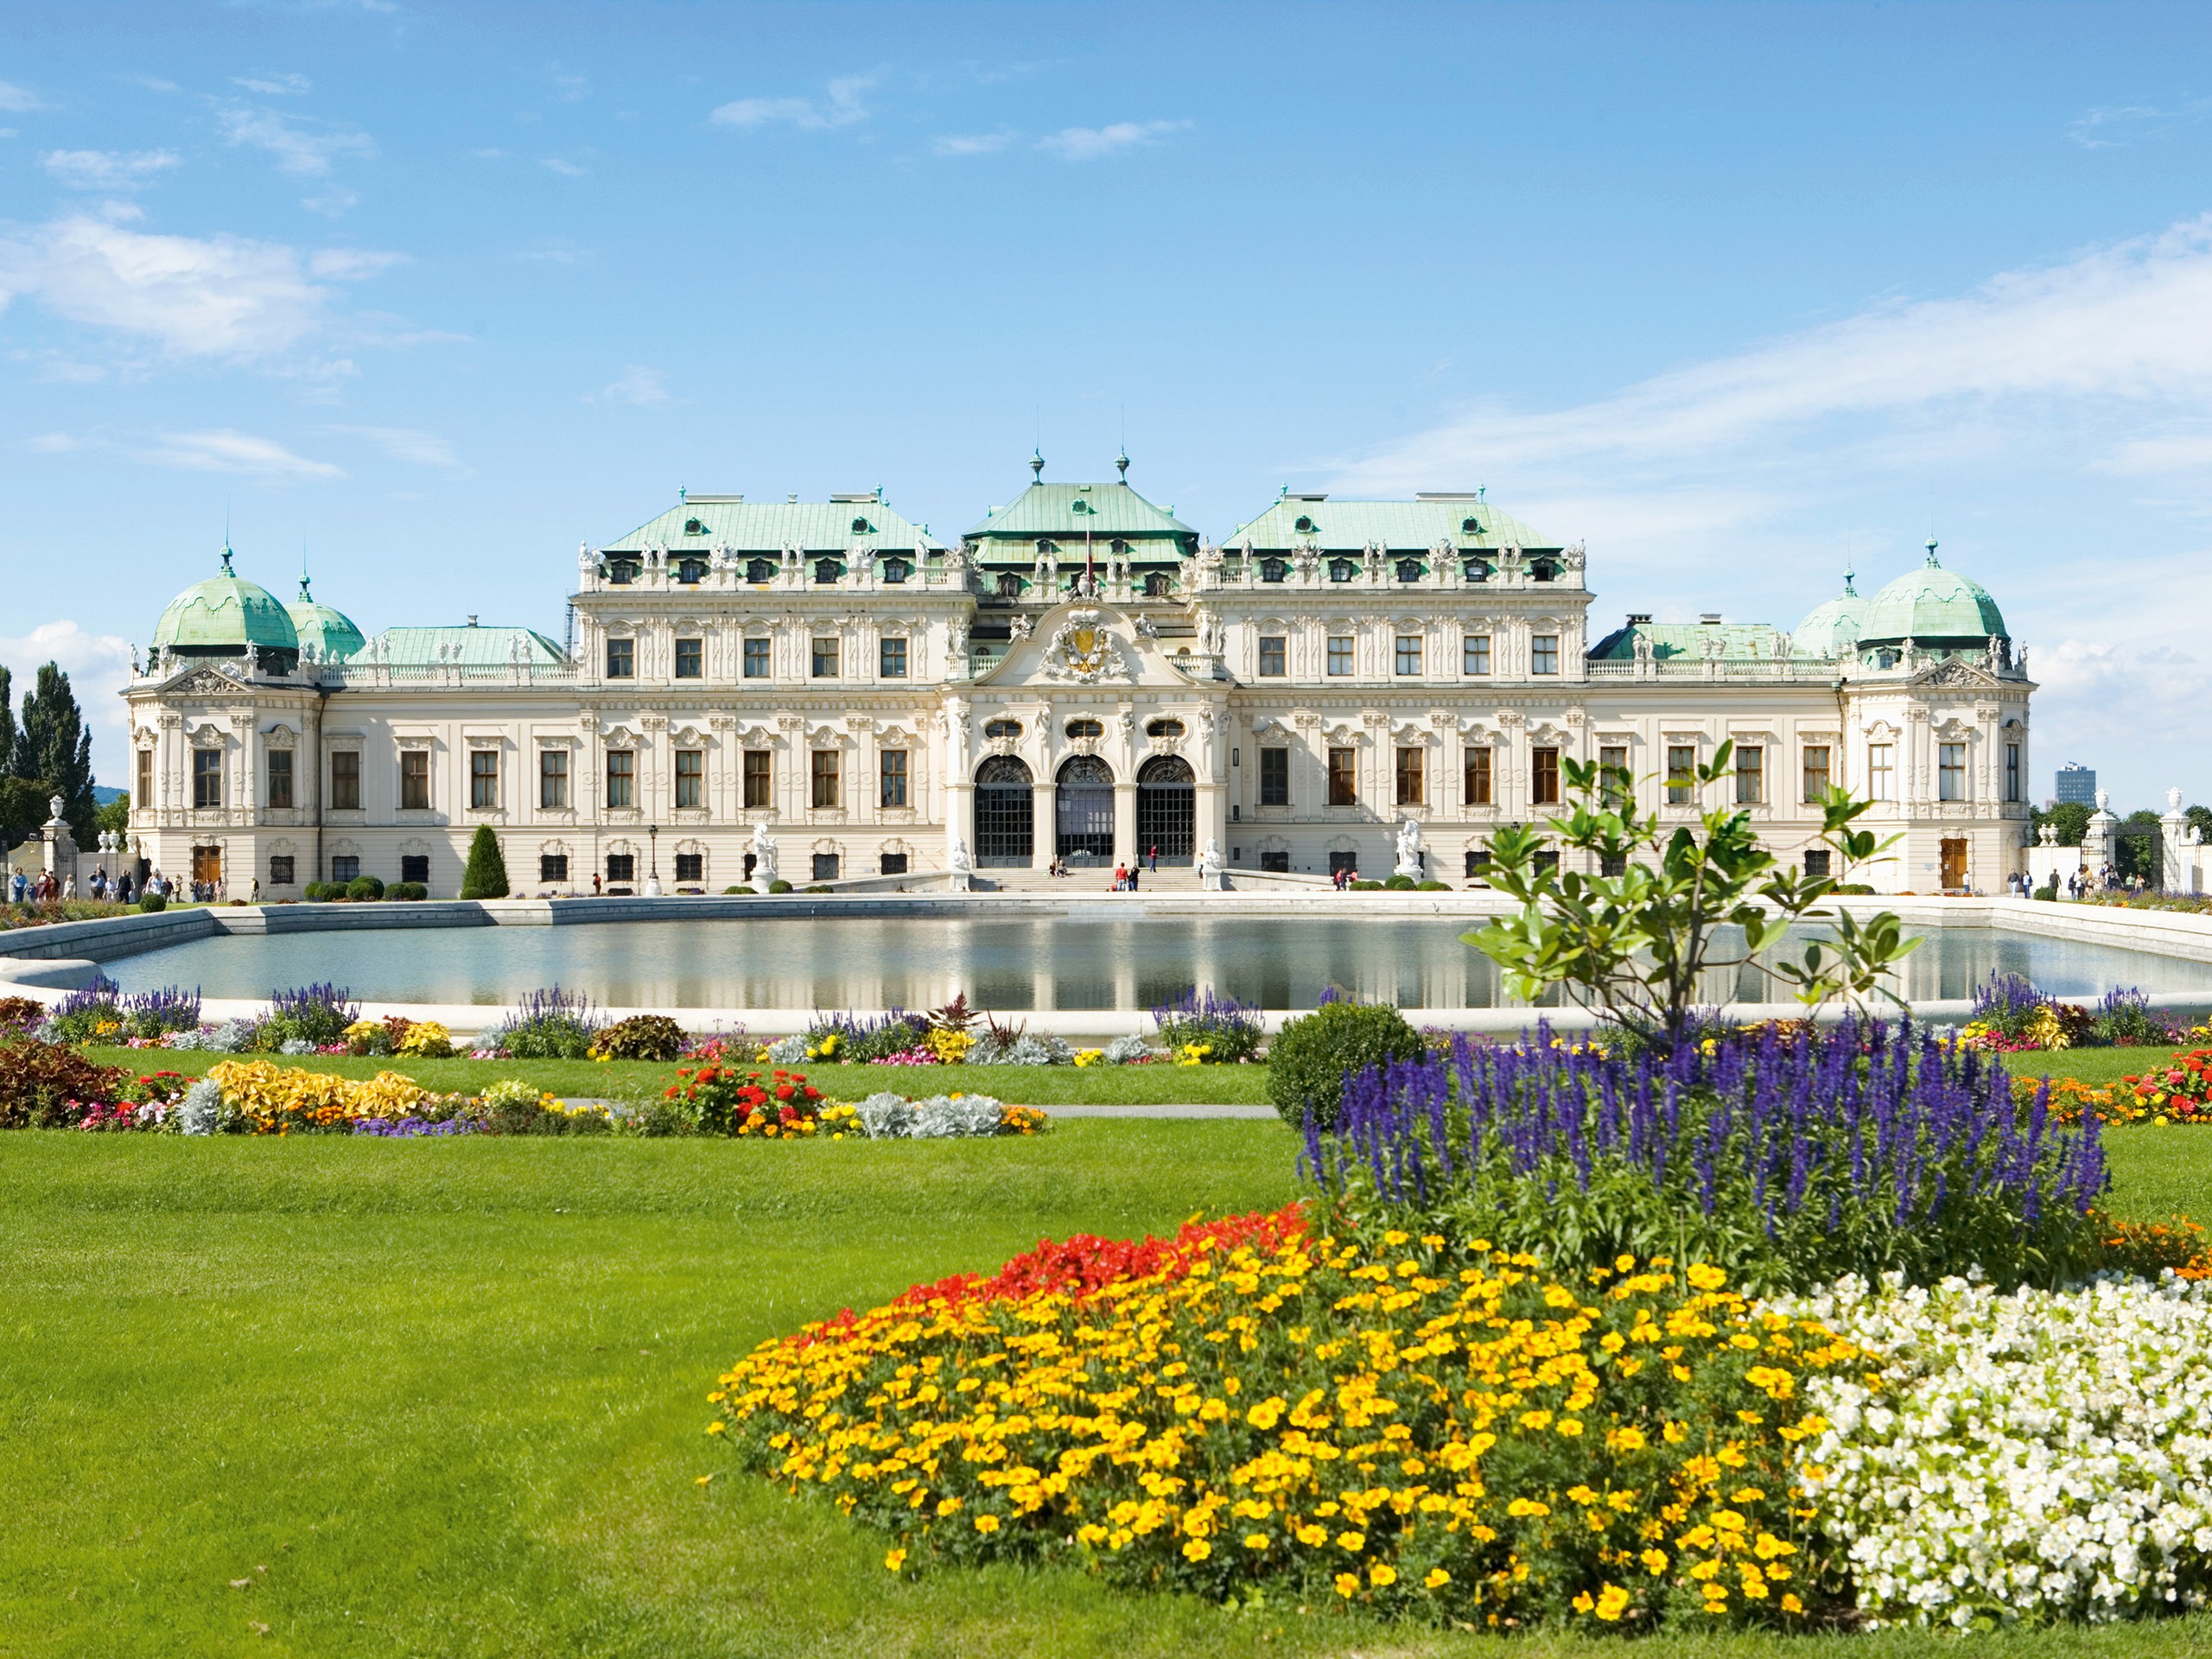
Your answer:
5;2;2212;802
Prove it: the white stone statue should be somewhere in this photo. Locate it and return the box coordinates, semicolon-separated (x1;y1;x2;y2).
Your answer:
2171;786;2186;814
947;620;968;658
1394;817;1426;880
47;794;65;826
1134;614;1159;639
1200;836;1224;877
948;836;974;875
2095;788;2112;812
1008;615;1033;641
750;821;779;892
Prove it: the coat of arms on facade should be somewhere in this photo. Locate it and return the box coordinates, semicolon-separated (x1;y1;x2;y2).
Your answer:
1041;608;1130;684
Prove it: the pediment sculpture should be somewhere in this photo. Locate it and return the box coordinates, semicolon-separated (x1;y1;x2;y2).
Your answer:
1040;608;1131;685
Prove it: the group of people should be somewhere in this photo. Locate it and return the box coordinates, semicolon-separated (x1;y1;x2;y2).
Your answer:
1038;847;1165;889
3;863;205;907
2005;864;2151;900
9;868;74;905
1330;864;1363;890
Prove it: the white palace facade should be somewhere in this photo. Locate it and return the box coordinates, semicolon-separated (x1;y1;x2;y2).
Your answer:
124;461;2036;897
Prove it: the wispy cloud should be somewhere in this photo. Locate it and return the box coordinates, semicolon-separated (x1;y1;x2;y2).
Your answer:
0;215;395;359
2069;99;2212;149
324;423;468;473
1037;119;1187;161
26;432;88;454
41;149;181;189
594;365;667;405
139;429;343;479
541;156;588;177
932;129;1014;157
123;73;179;94
234;72;312;96
711;73;875;131
0;80;44;113
218;106;376;177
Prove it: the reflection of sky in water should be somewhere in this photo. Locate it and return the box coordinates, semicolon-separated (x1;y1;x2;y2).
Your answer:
99;917;2212;1011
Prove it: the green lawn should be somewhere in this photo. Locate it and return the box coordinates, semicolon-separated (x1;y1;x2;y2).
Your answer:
7;1122;2212;1657
2010;1046;2200;1089
81;1048;1277;1106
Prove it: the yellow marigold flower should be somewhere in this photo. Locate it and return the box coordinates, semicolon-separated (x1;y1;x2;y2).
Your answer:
936;1497;963;1516
1382;1229;1410;1246
1781;1593;1804;1614
1337;1531;1365;1551
1424;1567;1451;1589
1556;1418;1584;1436
1596;1584;1631;1621
1335;1572;1360;1598
974;1514;1001;1534
1686;1264;1728;1291
1641;1548;1669;1576
1243;1533;1269;1550
884;1548;907;1572
1369;1563;1397;1587
1182;1539;1211;1561
704;1421;727;1436
1610;1425;1647;1452
1572;1592;1595;1614
1506;1497;1550;1517
1296;1524;1327;1547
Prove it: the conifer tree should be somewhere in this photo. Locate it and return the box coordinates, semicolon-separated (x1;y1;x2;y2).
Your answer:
461;823;510;899
0;663;15;776
16;663;94;842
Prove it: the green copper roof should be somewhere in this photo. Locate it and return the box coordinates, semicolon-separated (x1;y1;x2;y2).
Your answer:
1790;571;1870;658
1226;494;1556;552
601;493;939;555
964;479;1196;550
372;626;568;667
152;552;301;657
285;575;365;662
1859;543;2006;645
1588;620;1798;662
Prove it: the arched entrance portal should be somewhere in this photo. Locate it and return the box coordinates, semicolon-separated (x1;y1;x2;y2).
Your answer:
973;756;1035;867
1135;754;1196;866
1055;755;1115;865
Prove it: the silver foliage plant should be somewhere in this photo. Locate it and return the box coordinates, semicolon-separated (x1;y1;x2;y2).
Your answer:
852;1090;1004;1139
174;1078;232;1135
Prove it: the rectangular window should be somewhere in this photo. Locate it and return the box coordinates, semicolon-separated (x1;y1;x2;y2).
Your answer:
743;638;771;678
1260;850;1290;873
1598;744;1630;809
1869;743;1895;801
1600;852;1627;878
1329;851;1360;878
1395;635;1422;677
810;638;839;678
1532;746;1560;806
1259;747;1290;807
330;751;361;810
675;852;703;883
470;749;498;810
605;637;634;678
400;750;429;811
1258;635;1287;677
1667;745;1695;806
880;749;908;808
1327;636;1354;677
331;855;359;883
1464;747;1493;806
1535;849;1560;875
269;855;295;887
880;638;908;678
605;749;633;809
675;749;702;810
400;854;429;885
1804;849;1833;879
266;749;294;810
743;749;771;810
810;749;839;809
1939;741;1966;802
192;748;221;809
1735;745;1763;805
2005;742;2021;804
136;748;153;810
540;749;569;809
539;854;569;884
1395;747;1424;806
1465;849;1492;880
606;854;634;884
1802;744;1832;804
1531;635;1560;676
880;852;909;875
674;637;702;679
1463;634;1491;676
812;853;840;881
1327;747;1357;806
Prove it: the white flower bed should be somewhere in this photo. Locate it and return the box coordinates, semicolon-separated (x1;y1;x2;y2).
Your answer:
854;1091;1007;1139
1783;1273;2212;1627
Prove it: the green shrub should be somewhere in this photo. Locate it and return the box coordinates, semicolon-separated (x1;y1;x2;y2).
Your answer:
1384;874;1417;890
387;881;428;901
723;885;750;895
588;1014;688;1062
1417;880;1450;891
345;875;385;902
623;1096;698;1136
1266;998;1423;1129
1834;881;1876;895
2035;881;2058;901
804;884;833;893
1350;879;1382;892
768;879;792;893
137;891;167;912
461;824;509;899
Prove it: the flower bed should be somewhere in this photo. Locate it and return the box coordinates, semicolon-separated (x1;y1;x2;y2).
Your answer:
663;1065;855;1138
2019;1050;2212;1127
850;1091;1046;1138
713;1213;1859;1627
1958;974;2178;1052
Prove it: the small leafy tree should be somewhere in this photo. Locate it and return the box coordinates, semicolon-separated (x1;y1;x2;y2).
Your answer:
461;824;509;899
1467;741;1919;1052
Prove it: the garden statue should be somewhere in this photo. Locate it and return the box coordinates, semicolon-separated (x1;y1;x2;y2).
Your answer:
1199;836;1225;890
1395;817;1426;880
947;835;974;893
750;821;779;893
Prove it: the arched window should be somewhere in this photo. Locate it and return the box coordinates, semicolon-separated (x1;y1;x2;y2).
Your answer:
1294;515;1315;533
880;557;911;584
1145;571;1170;597
1328;558;1357;583
813;558;843;584
1395;558;1424;582
1460;516;1480;534
1058;753;1112;785
1145;717;1185;739
1260;557;1288;583
1065;717;1104;740
746;558;775;584
996;572;1023;598
683;517;703;535
984;718;1023;741
850;516;873;534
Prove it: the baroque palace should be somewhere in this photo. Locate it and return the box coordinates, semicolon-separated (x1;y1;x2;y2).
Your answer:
124;458;2034;896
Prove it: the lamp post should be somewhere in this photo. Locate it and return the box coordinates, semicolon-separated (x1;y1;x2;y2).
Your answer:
645;823;662;897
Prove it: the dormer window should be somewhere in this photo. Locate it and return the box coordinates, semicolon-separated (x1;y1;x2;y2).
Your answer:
1036;538;1057;556
1260;557;1287;583
996;572;1023;598
683;517;704;535
1065;717;1103;740
1328;558;1356;582
1294;515;1315;533
813;558;843;584
1070;499;1093;515
1395;558;1424;582
1461;517;1480;535
1109;538;1128;556
1464;558;1490;583
850;517;873;534
607;558;639;585
881;557;911;584
1531;558;1558;582
1145;571;1170;597
746;558;775;584
676;558;707;585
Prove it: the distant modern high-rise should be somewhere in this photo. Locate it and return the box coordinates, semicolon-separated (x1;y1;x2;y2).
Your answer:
2055;763;2097;804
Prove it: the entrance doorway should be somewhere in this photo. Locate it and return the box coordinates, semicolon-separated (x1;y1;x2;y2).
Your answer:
1940;837;1968;893
973;756;1035;867
1135;754;1196;865
191;845;222;887
1055;755;1115;863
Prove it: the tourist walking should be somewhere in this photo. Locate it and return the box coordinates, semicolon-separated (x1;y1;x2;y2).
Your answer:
1147;844;1159;873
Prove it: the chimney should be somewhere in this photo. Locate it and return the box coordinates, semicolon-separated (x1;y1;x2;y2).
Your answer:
1699;612;1722;626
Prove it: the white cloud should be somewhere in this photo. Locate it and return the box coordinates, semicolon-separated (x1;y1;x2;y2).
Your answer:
218;106;375;177
2069;99;2211;149
138;429;343;479
595;365;667;405
302;186;360;218
0;215;392;359
540;156;588;177
1037;119;1187;161
41;149;181;189
324;423;467;473
711;73;875;131
932;130;1014;157
307;247;401;280
25;432;86;454
234;73;312;96
0;620;137;785
0;80;43;112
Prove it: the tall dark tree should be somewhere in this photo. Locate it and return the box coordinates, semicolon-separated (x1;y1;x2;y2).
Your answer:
16;662;96;844
0;663;15;778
